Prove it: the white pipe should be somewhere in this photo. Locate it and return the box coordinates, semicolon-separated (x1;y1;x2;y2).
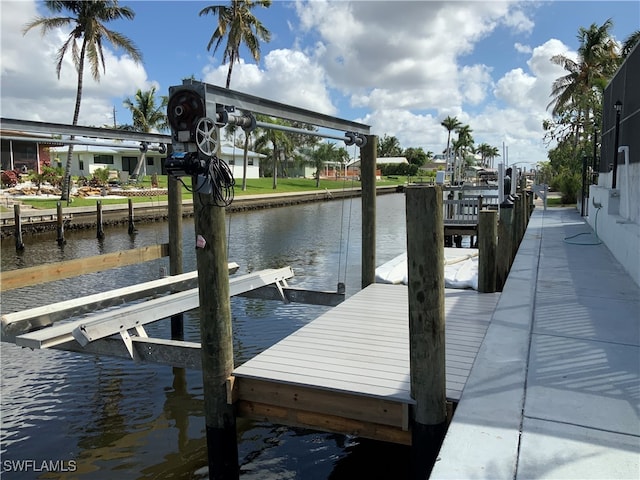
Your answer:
619;146;630;220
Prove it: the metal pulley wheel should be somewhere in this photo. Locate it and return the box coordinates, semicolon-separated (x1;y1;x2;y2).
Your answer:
195;117;219;156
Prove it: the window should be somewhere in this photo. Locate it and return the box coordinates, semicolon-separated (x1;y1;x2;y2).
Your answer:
248;159;254;166
229;159;235;165
94;154;114;165
146;157;154;166
79;160;84;171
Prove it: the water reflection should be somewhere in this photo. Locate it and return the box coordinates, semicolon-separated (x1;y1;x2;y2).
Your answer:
1;194;409;479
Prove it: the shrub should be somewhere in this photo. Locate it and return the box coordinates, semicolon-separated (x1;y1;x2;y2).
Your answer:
91;167;110;187
1;170;19;187
379;163;419;176
551;169;581;204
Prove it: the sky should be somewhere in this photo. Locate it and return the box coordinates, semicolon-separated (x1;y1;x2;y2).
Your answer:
1;0;639;168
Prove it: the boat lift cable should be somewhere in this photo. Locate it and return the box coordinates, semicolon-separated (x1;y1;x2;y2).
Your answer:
336;143;359;290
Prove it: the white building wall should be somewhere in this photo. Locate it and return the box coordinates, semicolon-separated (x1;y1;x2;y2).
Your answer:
588;160;640;288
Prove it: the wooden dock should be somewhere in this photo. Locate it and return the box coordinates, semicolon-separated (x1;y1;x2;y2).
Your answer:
231;283;499;445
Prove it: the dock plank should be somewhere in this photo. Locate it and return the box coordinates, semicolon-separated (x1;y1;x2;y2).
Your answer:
234;283;499;405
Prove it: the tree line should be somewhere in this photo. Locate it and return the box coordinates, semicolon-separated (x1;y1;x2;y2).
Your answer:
543;20;638;202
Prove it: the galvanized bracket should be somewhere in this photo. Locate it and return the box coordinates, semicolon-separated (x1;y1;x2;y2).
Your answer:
120;325;148;359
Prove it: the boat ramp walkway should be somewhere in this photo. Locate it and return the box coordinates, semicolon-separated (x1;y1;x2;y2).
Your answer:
432;206;640;479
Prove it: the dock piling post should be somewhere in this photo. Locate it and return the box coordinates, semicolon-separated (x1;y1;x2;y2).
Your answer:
56;202;66;246
528;190;535;215
168;175;184;340
14;204;24;251
496;204;514;290
96;201;105;240
511;194;521;261
194;184;238;479
520;192;527;240
405;186;447;478
127;198;136;234
478;209;498;293
361;134;377;288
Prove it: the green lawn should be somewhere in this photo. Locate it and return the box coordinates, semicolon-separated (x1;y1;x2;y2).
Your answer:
14;175;409;210
546;197;576;207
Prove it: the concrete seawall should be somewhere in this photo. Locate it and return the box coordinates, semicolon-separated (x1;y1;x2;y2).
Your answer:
1;185;401;238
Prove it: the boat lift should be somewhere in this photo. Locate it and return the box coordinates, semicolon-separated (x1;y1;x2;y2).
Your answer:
2;265;344;367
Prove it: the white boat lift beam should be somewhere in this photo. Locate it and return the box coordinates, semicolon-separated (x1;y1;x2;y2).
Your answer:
7;266;345;367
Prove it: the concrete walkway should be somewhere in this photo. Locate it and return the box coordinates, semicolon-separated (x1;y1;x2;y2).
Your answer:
432;206;640;479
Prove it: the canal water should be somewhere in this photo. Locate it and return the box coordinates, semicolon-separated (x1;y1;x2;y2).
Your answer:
1;193;414;479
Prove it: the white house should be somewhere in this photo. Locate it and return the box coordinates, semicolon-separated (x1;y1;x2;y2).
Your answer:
218;142;264;179
50;140;265;180
50;142;166;178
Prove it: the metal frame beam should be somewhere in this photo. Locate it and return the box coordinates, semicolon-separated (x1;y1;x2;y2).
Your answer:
1;135;167;152
0;118;171;144
182;80;370;135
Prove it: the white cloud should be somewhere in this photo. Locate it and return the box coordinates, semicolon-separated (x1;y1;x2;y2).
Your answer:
202;48;337;116
502;7;535;34
1;0;151;126
515;42;533;54
460;65;494;106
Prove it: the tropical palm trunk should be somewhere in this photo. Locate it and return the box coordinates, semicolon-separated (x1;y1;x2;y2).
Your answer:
132;152;147;180
242;136;249;191
61;40;87;202
272;149;278;189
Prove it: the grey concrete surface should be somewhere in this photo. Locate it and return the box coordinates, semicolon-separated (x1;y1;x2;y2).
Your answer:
431;207;639;479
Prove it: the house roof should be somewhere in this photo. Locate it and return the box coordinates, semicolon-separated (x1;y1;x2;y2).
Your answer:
219;142;265;159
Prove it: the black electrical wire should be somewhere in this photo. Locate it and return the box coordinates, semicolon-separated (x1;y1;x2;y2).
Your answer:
175;155;235;207
208;155;235;207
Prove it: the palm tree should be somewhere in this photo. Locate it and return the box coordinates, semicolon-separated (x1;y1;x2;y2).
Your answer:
303;142;339;187
377;134;403;157
199;0;271;191
199;0;272;89
475;143;491;168
123;86;168;179
440;116;461;157
452;124;473;181
475;143;500;168
548;19;618;149
486;145;500;169
253;116;294;189
23;1;142;201
622;30;640;58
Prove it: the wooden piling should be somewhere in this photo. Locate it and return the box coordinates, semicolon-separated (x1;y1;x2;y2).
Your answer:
14;204;24;251
361;134;377;288
528;190;535;215
405;186;447;478
193;187;238;479
56;202;66;246
96;201;105;240
519;192;527;240
168;175;184;340
478;210;497;293
127;198;136;234
496;205;514;291
511;194;522;261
